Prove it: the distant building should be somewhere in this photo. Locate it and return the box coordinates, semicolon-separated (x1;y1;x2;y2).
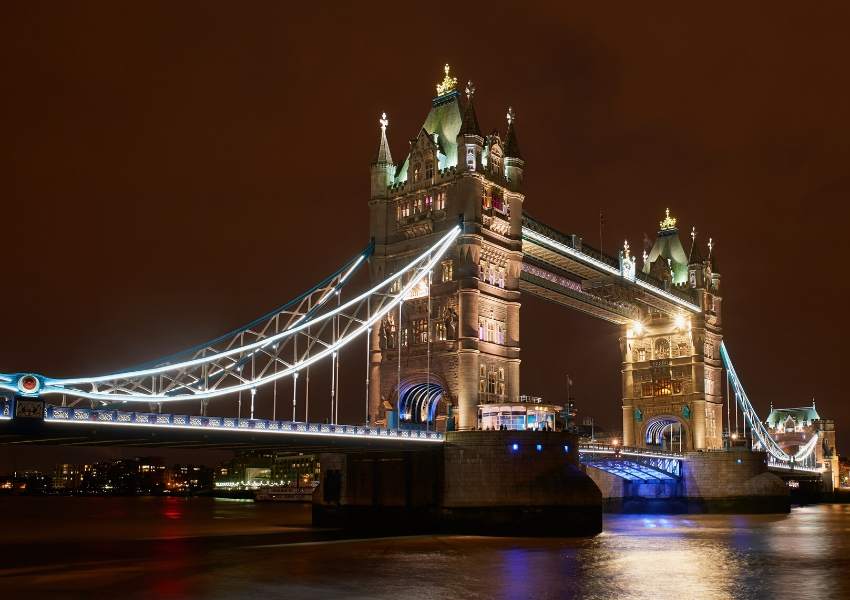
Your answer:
765;401;839;489
215;451;320;490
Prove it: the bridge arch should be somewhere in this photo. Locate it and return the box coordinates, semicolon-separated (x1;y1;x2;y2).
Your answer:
641;415;690;452
393;372;450;427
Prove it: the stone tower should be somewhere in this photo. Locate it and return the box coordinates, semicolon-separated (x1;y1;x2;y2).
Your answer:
368;66;524;431
620;211;724;450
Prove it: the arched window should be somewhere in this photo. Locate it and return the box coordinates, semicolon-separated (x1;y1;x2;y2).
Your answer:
654;338;670;359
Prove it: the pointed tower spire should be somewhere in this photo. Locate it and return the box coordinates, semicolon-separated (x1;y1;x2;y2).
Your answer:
373;112;393;165
459;81;481;136
504;106;523;160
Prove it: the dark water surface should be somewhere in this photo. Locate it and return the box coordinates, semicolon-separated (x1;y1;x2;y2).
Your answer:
1;497;848;599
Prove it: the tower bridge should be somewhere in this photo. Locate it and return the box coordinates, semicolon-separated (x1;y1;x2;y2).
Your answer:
0;65;834;528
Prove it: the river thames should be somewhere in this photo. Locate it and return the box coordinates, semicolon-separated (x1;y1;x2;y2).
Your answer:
1;497;848;599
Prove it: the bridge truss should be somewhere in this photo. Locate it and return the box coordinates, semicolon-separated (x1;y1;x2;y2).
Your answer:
1;227;461;425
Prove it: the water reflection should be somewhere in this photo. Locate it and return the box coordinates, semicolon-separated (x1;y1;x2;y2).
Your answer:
2;499;850;599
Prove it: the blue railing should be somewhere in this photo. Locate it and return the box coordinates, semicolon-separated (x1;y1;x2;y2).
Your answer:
38;404;444;442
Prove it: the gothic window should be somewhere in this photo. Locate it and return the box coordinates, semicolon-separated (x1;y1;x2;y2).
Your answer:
413;319;428;344
435;322;446;341
498;368;505;381
413;166;420;182
487;370;497;394
654;338;670;359
466;147;476;170
478;260;486;280
497;266;506;288
479;378;486;393
391;278;401;293
482;189;492;210
414;196;423;214
677;342;690;357
487;264;497;286
436;192;446;210
425;162;434;180
479;364;486;377
424;194;433;210
401;328;409;348
492;190;504;213
441;260;453;282
478;316;506;345
638;348;647;362
497;382;505;396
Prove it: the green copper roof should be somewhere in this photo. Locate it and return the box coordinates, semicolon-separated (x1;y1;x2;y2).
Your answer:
643;229;689;284
394;91;462;184
765;406;820;428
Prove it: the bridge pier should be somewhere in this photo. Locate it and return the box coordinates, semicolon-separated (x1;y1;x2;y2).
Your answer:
313;430;602;536
584;448;790;513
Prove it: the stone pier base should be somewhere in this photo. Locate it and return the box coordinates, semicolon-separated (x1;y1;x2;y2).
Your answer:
313;431;602;536
585;448;790;513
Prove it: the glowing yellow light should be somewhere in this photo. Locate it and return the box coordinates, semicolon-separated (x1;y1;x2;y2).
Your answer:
436;64;458;96
612;438;620;447
731;433;738;440
632;321;644;336
659;208;677;231
674;314;687;330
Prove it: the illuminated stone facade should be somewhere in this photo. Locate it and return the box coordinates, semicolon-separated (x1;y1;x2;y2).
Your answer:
620;217;724;450
368;69;523;431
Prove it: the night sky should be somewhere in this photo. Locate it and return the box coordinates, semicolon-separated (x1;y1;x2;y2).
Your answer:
3;3;850;467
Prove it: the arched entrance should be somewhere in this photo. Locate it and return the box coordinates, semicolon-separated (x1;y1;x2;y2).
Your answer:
644;416;688;452
392;371;448;430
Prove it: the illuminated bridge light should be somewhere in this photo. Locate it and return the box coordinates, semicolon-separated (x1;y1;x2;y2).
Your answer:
511;443;519;452
536;444;543;452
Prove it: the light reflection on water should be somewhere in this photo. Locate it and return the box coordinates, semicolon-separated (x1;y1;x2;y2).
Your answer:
2;498;850;599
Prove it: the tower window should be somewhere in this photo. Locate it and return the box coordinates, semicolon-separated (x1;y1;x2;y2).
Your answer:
436;192;446;210
435;322;446;341
441;260;453;282
425;162;434;180
466;147;476;170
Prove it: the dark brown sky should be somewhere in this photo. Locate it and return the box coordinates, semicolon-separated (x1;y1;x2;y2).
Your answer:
3;2;850;466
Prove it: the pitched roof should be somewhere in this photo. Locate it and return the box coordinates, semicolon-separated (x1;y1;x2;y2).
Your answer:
504;121;523;160
765;406;820;428
458;94;481;137
373;127;393;165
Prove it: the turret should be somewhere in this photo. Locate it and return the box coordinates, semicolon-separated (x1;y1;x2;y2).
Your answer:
687;226;705;289
503;106;524;190
457;81;484;173
370;112;394;200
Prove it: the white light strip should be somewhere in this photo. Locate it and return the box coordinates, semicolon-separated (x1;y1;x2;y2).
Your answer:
43;228;460;401
43;417;444;443
49;229;457;387
523;228;621;277
633;278;701;313
523;227;702;313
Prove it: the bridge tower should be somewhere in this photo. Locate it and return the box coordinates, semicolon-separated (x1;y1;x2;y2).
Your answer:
620;211;723;450
368;66;524;431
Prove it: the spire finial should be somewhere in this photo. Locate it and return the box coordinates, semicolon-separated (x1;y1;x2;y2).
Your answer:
465;80;475;99
623;239;631;260
379;112;388;132
507;106;515;126
436;64;458;96
708;237;714;257
642;249;648;265
659;208;677;231
691;226;696;242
